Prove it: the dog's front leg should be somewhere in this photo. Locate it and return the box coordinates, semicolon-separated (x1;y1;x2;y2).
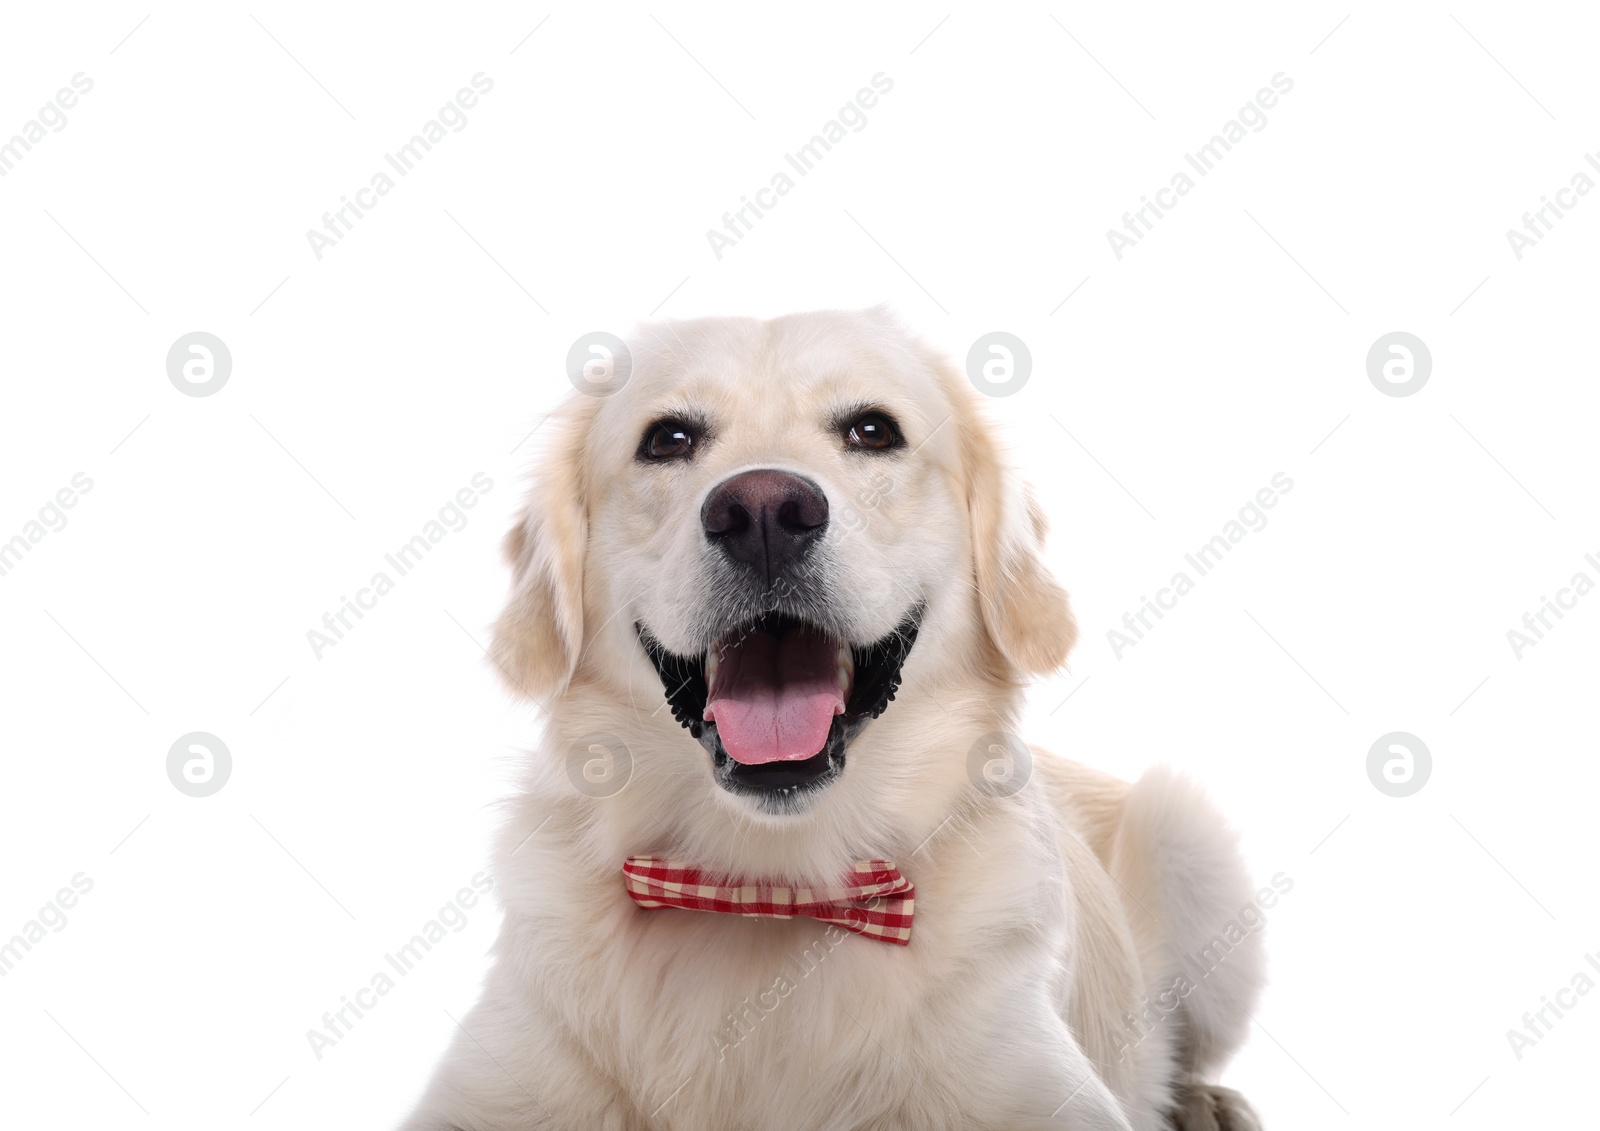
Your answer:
968;1010;1135;1131
1032;1059;1135;1131
397;998;645;1131
1017;1042;1135;1131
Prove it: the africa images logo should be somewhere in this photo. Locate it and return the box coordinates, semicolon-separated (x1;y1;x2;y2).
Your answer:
305;73;495;260
1105;73;1294;260
705;73;894;259
0;73;93;177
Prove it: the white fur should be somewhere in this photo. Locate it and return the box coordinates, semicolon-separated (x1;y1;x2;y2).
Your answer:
404;311;1264;1130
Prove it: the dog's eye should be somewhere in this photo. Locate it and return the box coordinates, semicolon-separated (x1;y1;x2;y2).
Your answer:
641;420;697;461
844;412;902;452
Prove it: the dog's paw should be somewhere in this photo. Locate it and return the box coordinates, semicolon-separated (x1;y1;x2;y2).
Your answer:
1168;1083;1261;1131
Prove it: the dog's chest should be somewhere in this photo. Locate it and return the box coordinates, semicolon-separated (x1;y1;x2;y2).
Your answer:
559;878;1064;1130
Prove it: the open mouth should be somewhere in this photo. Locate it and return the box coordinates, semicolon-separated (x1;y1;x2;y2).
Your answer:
638;606;923;808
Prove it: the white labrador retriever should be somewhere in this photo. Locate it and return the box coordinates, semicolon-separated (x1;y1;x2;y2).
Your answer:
405;309;1266;1130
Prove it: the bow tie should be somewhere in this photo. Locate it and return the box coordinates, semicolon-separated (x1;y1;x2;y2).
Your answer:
622;857;915;945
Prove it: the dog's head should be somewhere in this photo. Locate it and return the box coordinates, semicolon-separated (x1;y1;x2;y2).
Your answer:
494;309;1075;827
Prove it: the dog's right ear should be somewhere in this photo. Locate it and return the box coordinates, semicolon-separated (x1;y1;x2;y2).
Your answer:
490;400;591;701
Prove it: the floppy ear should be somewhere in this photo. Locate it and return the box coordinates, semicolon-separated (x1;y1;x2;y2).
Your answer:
490;403;590;700
958;389;1078;677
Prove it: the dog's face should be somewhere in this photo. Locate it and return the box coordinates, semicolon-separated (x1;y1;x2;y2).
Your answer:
494;310;1076;822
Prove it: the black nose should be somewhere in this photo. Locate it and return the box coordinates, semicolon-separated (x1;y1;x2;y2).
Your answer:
701;469;830;585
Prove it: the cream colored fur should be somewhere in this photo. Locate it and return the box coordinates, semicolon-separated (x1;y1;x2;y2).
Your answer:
405;310;1264;1130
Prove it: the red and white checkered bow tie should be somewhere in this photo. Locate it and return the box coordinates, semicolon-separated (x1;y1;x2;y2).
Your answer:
622;857;915;945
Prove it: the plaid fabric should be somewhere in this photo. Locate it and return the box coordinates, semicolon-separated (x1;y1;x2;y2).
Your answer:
622;856;915;945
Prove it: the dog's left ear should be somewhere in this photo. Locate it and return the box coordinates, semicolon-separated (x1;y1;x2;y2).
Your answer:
491;399;591;700
956;386;1078;677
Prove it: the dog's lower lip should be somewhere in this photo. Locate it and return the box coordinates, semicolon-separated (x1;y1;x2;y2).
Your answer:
722;749;832;790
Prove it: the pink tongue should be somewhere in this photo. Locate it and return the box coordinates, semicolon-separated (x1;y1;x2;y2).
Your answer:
704;627;844;764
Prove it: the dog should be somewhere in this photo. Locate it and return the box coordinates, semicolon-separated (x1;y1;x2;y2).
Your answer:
404;309;1266;1130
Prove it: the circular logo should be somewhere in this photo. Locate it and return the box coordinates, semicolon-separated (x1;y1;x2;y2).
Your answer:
566;332;633;397
966;332;1031;397
1366;731;1431;797
167;731;232;797
565;733;632;797
966;732;1033;797
1366;332;1431;397
166;332;232;397
835;503;869;536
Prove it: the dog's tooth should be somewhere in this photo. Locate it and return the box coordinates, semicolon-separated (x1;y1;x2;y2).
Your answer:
837;642;854;678
837;665;851;692
705;649;718;686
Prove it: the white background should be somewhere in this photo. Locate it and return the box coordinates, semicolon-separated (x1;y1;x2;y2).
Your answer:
1;2;1595;1128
